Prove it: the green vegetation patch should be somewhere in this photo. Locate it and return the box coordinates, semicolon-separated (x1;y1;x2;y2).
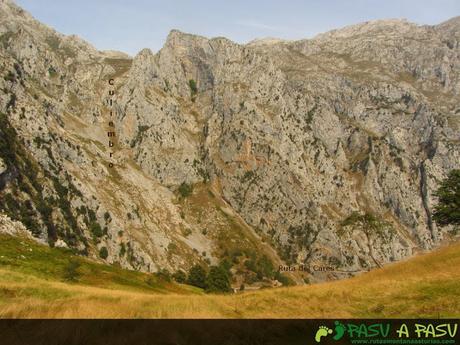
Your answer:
189;79;198;101
178;182;194;198
0;234;197;295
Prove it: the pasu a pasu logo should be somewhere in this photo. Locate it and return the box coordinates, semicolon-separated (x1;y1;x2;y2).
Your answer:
314;321;458;342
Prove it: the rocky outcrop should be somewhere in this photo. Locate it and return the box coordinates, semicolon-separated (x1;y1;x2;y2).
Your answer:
0;212;43;243
0;0;458;284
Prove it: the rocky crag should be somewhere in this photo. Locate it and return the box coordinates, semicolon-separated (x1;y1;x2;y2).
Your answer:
0;0;459;285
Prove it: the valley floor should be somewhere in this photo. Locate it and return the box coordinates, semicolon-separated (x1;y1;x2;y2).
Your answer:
0;235;459;318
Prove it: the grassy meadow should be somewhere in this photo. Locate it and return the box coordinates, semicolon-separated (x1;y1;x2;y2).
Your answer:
0;234;459;318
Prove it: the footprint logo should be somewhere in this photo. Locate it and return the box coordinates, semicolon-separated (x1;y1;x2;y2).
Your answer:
315;325;333;343
333;321;346;341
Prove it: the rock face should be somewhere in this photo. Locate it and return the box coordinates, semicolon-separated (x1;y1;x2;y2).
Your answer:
0;212;43;243
0;0;459;284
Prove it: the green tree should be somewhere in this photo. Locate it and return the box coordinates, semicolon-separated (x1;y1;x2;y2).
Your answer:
341;211;391;237
187;264;207;289
178;182;193;198
99;246;108;259
433;170;460;228
219;258;232;277
63;259;81;282
188;79;198;101
90;222;103;238
172;270;187;283
156;268;171;282
205;265;231;293
257;255;274;279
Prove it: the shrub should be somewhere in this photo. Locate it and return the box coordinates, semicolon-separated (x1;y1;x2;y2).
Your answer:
274;271;295;286
257;255;274;279
145;275;155;286
244;254;274;280
156;268;171;282
168;243;177;252
90;222;103;238
119;243;126;256
87;209;96;222
205;265;231;293
172;270;187;283
219;258;232;275
63;259;81;282
188;79;197;101
178;182;193;198
99;246;108;259
187;264;207;289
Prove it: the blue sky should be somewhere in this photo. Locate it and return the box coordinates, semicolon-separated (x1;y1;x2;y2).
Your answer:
15;0;460;56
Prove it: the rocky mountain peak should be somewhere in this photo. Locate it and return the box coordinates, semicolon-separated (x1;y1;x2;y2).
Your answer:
164;29;210;49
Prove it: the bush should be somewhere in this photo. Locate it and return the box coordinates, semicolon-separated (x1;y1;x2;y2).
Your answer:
188;79;197;101
156;268;171;282
219;258;232;276
90;222;103;238
172;270;187;283
88;209;97;222
178;182;193;198
257;255;274;279
119;242;126;256
433;169;460;227
243;254;274;280
99;246;108;259
274;271;295;286
145;275;155;286
206;265;231;293
63;259;81;282
187;264;207;289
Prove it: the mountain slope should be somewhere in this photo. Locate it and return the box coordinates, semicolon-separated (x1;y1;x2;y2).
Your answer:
0;233;459;318
0;0;459;287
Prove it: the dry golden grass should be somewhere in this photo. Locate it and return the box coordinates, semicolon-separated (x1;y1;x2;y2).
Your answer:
1;240;459;318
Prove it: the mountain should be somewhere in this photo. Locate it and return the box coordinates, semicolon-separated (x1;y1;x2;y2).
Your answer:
0;0;459;287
